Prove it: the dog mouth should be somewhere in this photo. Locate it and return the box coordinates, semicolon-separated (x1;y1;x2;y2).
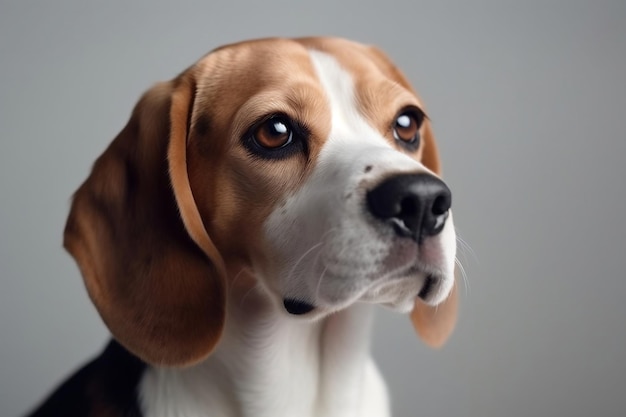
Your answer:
283;272;439;316
417;274;438;301
283;298;316;315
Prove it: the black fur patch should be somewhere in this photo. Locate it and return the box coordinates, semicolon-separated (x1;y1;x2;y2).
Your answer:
25;340;146;417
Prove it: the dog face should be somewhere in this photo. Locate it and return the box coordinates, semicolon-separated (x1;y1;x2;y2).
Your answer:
64;37;457;366
257;46;455;317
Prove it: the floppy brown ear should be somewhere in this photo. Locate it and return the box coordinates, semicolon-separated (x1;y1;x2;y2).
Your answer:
64;72;226;366
411;280;458;348
411;120;458;347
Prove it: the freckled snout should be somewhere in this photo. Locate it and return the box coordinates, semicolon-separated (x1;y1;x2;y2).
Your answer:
366;173;452;244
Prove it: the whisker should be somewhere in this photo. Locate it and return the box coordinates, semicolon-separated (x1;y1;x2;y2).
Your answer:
455;229;478;265
286;227;341;282
287;241;324;281
455;257;470;295
316;239;354;298
315;264;329;299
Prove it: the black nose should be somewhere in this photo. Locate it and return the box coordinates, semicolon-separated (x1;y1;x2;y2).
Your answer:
366;173;452;243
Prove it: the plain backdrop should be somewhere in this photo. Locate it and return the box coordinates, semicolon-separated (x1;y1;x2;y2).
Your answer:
1;1;625;416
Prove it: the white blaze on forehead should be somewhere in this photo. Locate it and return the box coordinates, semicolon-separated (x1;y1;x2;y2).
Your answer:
307;50;371;138
307;49;428;174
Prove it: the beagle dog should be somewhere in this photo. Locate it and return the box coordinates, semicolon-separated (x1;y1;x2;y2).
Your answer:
26;37;458;417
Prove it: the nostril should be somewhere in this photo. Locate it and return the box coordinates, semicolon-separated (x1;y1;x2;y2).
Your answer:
432;194;451;216
400;196;418;217
398;196;421;234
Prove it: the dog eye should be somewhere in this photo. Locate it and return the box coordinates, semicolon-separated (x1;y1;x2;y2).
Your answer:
253;117;293;149
393;110;423;146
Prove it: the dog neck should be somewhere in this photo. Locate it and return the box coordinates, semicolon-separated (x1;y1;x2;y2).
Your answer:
139;280;384;417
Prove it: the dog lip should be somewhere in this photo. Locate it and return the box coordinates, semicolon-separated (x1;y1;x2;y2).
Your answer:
417;274;438;300
283;298;316;315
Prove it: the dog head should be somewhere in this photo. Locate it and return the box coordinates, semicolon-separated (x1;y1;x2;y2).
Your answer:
64;37;458;367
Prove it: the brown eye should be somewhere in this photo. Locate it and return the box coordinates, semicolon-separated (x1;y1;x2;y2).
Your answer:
393;111;421;145
253;117;293;149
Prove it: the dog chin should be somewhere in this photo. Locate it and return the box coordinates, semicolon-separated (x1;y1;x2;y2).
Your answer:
379;298;417;313
278;278;421;319
279;291;418;320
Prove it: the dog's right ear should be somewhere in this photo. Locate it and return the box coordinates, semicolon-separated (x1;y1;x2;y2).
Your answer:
64;71;226;367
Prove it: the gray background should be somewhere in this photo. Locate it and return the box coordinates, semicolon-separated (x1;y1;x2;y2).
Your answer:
1;1;625;416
